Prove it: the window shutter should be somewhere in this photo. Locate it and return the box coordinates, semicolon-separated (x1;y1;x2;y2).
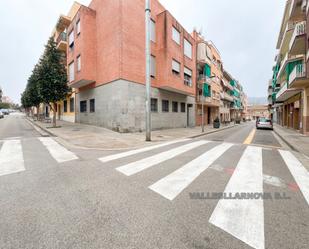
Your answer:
204;64;211;77
184;67;192;76
172;60;180;72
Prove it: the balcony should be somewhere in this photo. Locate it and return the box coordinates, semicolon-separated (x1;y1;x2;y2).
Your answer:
289;63;308;87
196;94;221;107
277;22;295;54
197;42;212;66
69;79;95;89
56;32;67;51
221;79;233;91
289;0;306;22
220;92;234;102
276;81;301;102
55;15;71;32
276;53;304;79
289;21;306;55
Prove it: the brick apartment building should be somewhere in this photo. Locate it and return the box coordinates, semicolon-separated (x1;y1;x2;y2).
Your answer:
66;0;196;132
270;0;309;135
45;0;247;132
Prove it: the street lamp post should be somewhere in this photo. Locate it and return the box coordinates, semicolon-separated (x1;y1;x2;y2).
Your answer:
145;0;151;141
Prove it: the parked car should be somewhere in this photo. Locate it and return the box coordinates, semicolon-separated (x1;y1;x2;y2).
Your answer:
0;111;4;119
0;109;9;115
256;117;273;130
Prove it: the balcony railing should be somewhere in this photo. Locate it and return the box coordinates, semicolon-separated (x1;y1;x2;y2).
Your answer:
276;82;288;100
289;63;305;84
56;32;67;44
289;21;306;50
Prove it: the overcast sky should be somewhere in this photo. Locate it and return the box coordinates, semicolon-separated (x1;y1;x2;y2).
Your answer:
0;0;285;104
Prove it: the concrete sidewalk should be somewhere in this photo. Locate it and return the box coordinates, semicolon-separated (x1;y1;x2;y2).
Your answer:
26;117;239;150
274;123;309;157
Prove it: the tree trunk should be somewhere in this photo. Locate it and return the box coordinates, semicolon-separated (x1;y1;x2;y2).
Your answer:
53;103;57;128
36;105;40;121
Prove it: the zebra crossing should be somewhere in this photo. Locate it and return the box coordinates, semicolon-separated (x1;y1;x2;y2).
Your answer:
0;137;79;177
99;138;309;204
98;138;309;249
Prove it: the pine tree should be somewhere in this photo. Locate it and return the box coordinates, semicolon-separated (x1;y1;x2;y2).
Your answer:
37;37;69;127
21;63;43;118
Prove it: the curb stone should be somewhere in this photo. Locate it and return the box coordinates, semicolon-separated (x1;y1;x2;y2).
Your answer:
25;117;55;137
188;123;242;139
273;128;298;153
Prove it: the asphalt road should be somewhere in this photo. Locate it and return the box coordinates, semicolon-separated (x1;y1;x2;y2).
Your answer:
0;114;308;249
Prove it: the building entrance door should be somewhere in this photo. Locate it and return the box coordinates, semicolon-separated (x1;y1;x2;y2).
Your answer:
187;104;194;127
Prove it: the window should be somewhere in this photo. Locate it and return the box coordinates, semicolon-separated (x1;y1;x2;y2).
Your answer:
151;98;158;112
77;55;81;72
172;101;178;112
63;100;67;113
162;100;169;112
70;97;74;112
184;39;192;59
68;30;74;47
69;61;74;82
151;55;156;78
172;59;180;75
90;99;95;113
151;19;156;42
76;19;81;35
80;100;87;113
184;67;192;86
181;102;186;113
172;26;180;44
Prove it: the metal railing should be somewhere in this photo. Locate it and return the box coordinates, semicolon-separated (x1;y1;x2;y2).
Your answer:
56;32;67;44
289;21;306;50
289;63;305;84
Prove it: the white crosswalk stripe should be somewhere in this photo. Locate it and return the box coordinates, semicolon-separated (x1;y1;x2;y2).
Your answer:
209;146;264;249
99;138;190;163
149;143;233;200
38;137;78;163
0;140;25;176
278;150;309;205
116;140;209;176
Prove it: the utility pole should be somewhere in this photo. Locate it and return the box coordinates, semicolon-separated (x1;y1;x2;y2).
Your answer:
145;0;151;141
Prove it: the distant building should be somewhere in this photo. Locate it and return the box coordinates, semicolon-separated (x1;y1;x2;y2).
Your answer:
247;105;270;120
0;87;2;103
1;96;13;104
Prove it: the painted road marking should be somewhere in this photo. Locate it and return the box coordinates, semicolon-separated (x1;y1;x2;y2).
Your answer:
209;146;264;249
116;140;209;176
210;165;286;188
99;138;190;163
278;150;309;205
263;174;285;188
39;137;78;163
0;140;25;176
243;128;256;144
149;143;233;200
